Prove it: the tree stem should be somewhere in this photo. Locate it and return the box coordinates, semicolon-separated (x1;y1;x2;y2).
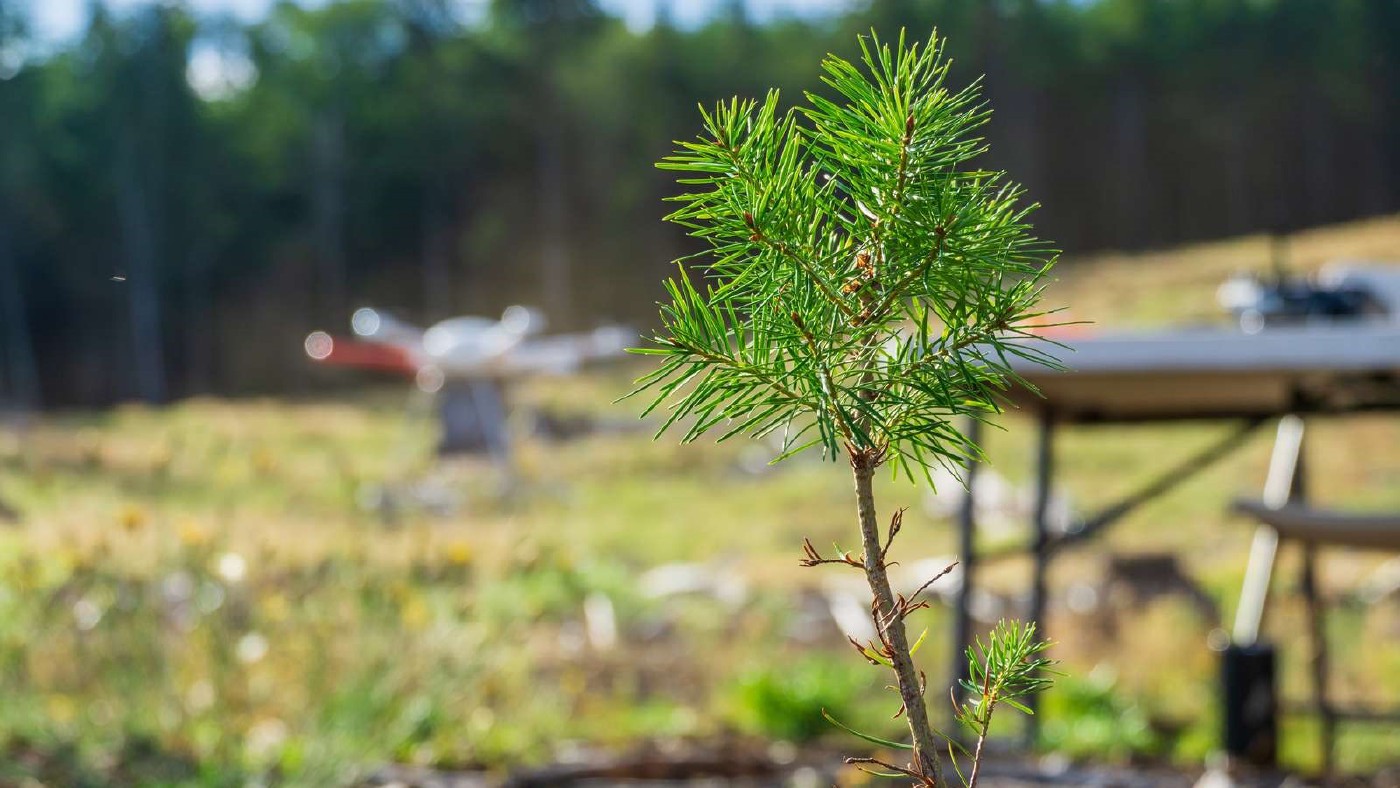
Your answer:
852;454;943;784
967;713;992;788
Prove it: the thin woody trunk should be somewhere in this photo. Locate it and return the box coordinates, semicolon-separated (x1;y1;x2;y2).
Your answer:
852;453;942;783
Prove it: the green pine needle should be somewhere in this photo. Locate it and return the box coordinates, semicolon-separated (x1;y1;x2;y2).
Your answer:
630;28;1062;474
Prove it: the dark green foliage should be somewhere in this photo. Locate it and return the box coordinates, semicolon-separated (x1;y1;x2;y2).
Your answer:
1;1;1398;404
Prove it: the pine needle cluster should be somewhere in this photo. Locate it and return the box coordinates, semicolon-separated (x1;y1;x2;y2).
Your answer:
632;30;1060;477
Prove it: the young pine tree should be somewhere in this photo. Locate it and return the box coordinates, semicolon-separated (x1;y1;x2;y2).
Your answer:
630;30;1060;785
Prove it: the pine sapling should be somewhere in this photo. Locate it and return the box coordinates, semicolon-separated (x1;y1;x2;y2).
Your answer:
629;29;1062;785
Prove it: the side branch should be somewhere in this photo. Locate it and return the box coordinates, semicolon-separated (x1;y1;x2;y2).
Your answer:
880;316;1016;434
788;310;858;445
863;113;917;269
845;757;932;785
965;666;997;788
894;114;915;208
799;537;862;569
744;211;856;318
714;139;855;319
904;561;958;614
664;340;809;407
881;508;905;561
858;218;951;326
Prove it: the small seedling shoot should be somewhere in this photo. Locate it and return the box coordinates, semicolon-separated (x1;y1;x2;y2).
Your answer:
630;29;1062;786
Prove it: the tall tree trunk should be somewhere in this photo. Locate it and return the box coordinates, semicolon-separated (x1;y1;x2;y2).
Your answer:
116;128;167;404
183;239;214;395
422;175;453;321
1299;82;1334;226
1223;90;1252;237
0;218;39;411
538;77;571;328
312;109;348;323
1111;75;1149;248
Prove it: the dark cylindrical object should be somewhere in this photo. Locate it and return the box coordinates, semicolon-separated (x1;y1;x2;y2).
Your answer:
1222;642;1278;768
1025;412;1055;747
951;417;981;715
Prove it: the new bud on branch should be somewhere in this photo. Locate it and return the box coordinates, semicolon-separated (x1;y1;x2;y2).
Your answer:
628;29;1064;786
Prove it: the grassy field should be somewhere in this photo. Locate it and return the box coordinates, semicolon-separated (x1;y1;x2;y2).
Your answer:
2;217;1399;785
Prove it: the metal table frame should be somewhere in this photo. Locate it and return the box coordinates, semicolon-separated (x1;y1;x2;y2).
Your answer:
949;407;1397;764
949;309;1400;757
950;412;1268;744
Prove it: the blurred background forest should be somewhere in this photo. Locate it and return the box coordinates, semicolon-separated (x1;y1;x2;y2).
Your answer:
1;2;1399;784
0;0;1398;407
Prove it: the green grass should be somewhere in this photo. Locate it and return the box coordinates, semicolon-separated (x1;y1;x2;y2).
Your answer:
1;215;1398;784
